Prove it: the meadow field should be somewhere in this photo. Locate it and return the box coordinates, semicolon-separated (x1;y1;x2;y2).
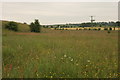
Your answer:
2;29;118;78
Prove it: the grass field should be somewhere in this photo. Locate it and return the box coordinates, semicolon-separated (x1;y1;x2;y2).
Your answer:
2;28;118;78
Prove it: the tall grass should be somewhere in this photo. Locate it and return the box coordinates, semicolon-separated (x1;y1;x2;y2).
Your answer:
2;29;118;78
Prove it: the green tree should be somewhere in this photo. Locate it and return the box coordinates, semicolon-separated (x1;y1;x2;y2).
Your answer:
29;19;41;32
116;21;120;27
5;22;18;31
29;22;35;32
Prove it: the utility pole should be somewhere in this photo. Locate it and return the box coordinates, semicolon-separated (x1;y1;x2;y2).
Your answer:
90;16;95;27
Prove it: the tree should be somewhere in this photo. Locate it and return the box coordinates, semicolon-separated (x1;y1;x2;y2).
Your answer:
5;22;18;31
29;22;35;32
116;21;120;27
29;19;41;32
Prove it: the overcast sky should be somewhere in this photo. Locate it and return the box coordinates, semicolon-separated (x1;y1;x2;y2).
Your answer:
2;2;118;25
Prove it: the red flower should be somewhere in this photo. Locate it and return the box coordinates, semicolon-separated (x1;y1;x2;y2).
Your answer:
9;64;12;71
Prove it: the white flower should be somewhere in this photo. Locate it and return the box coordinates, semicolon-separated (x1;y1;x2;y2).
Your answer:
36;73;39;77
86;65;88;67
61;57;63;60
71;58;73;61
64;54;67;58
76;63;79;66
87;60;90;62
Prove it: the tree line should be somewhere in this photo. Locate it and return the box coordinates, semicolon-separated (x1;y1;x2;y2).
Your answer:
43;21;120;28
4;20;120;32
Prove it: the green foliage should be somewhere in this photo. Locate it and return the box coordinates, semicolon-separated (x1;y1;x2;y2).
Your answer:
5;22;18;31
29;19;41;32
104;28;108;30
2;21;30;32
116;21;120;27
98;28;101;31
109;27;112;30
107;30;111;33
80;23;92;27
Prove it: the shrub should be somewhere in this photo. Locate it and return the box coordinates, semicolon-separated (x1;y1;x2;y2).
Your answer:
29;19;41;32
5;22;18;31
116;21;120;27
107;30;110;33
109;27;112;30
54;27;57;30
93;28;97;30
98;28;101;31
104;28;108;30
24;22;27;24
76;28;78;30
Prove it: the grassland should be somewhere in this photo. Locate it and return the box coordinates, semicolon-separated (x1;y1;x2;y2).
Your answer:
2;27;118;78
2;20;30;32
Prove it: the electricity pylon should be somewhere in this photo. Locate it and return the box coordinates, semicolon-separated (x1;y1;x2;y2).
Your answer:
90;16;95;27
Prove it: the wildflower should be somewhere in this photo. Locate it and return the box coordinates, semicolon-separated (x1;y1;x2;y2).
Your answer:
36;73;39;77
50;76;53;78
64;54;67;58
71;58;73;61
61;57;63;60
69;57;71;59
9;64;12;71
87;60;90;62
76;63;79;66
86;65;88;67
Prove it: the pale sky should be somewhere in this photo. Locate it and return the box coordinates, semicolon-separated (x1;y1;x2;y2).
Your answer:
2;2;118;25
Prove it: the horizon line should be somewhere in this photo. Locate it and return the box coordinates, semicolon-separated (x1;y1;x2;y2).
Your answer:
1;19;119;25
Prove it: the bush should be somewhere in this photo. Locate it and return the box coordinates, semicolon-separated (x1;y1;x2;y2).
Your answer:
116;21;120;27
29;19;41;32
93;28;97;30
109;27;112;30
104;28;108;30
5;22;18;31
98;28;101;31
54;28;57;30
76;28;78;30
107;30;110;33
24;22;27;24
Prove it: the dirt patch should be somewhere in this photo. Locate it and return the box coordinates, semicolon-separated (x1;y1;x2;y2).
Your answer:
16;32;43;35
